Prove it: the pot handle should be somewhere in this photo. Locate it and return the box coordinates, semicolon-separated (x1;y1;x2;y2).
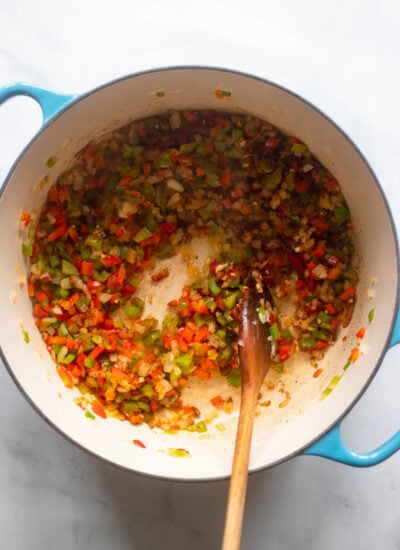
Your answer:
304;309;400;466
389;306;400;347
0;83;76;124
303;423;400;466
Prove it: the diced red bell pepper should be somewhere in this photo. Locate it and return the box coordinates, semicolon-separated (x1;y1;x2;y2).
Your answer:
133;439;146;448
56;365;74;388
101;255;122;268
278;343;292;362
356;327;366;339
20;210;31;227
193;366;211;379
315;340;328;351
210;395;224;407
190;299;209;315
295;179;310;193
115;263;126;286
325;303;336;315
349;347;360;362
313;244;325;258
121;284;136;296
92;400;107;419
288;253;305;274
176;335;189;352
220;170;232;188
179;325;195;343
324;178;338;191
80;261;94;276
47;223;68;242
159;222;176;234
194;324;209;343
265;138;280;149
310;218;329;231
87;279;102;292
118;176;133;187
182;110;198;122
209;259;218;275
340;285;356;301
88;345;105;359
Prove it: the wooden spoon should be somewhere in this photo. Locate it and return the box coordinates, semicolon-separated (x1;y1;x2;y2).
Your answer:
221;283;271;550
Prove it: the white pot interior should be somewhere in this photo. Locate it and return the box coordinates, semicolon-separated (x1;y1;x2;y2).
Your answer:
0;68;397;480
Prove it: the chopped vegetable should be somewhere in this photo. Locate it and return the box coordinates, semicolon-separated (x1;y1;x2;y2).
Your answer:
20;210;31;227
321;374;342;398
22;243;33;257
214;89;232;99
210;395;225;407
368;308;375;323
46;156;59;168
356;327;366;339
333;205;350;223
26;109;356;432
168;448;191;458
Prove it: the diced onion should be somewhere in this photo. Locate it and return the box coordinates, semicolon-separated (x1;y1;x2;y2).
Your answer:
118;201;138;218
169;111;182;130
166;178;184;192
167;192;181;207
138;363;151;377
312;264;328;279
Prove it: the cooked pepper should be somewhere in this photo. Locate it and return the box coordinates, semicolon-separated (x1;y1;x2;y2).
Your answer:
207;278;221;296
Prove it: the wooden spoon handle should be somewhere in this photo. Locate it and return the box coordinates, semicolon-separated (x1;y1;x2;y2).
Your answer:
222;283;271;550
221;391;259;550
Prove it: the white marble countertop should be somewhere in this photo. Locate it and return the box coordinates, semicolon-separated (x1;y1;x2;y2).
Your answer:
1;1;399;548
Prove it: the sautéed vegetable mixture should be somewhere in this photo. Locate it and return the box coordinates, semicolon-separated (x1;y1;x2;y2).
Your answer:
24;110;357;430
